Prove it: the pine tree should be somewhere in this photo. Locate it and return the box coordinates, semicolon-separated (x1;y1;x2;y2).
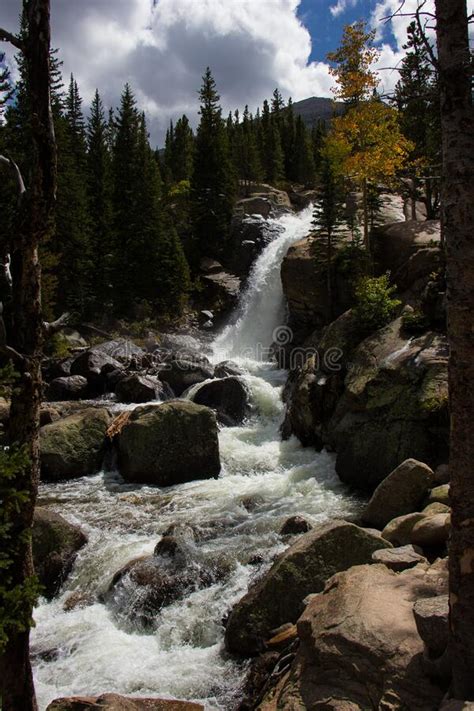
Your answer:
311;139;345;318
111;83;140;312
394;21;441;218
282;97;296;180
172;115;194;183
191;68;235;258
53;74;92;315
0;53;13;122
87;89;113;311
294;115;316;186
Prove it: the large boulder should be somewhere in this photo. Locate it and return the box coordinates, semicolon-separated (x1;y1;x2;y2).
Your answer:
330;319;449;490
40;407;111;480
224;520;391;656
93;338;145;362
116;401;220;486
190;376;251;425
413;594;449;657
46;375;89;402
115;374;173;403
227;214;280;278
362;459;435;528
70;349;122;392
259;563;446;710
375;219;441;274
46;694;203;710
158;359;214;397
32;508;87;599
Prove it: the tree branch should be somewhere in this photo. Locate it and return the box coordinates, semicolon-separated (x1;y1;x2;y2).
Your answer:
43;312;71;337
0;27;24;51
0;155;27;199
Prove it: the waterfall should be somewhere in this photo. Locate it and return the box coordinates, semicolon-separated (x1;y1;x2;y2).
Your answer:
213;205;314;363
32;205;360;711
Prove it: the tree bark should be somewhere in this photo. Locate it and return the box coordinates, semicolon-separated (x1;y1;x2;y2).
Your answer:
435;0;474;699
0;2;56;710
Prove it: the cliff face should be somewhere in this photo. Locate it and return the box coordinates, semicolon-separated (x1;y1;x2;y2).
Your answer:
281;195;447;491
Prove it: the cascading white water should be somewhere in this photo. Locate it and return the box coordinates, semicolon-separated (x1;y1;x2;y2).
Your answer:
213;206;313;362
32;206;361;711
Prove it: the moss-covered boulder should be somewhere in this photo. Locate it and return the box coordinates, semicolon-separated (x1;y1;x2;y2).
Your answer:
40;407;111;480
329;319;449;490
224;520;391;656
33;508;87;599
116;401;220;486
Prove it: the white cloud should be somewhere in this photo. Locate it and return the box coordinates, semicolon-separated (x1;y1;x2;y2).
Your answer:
329;0;359;19
0;0;335;145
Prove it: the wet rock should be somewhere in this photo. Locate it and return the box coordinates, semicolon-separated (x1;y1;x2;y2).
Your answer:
227;214;280;278
115;374;173;403
362;459;435;529
382;512;427;546
40;407;111;480
259;563;445;710
46;375;90;402
225;520;391;656
158;359;214;397
32;509;87;599
116;401;220;486
410;513;450;548
214;360;245;378
413;594;449;657
106;555;213;629
428;483;450;506
46;693;204;710
200;271;241;320
70;349;122;392
238;651;280;711
62;591;95;612
371;544;427;572
190;376;251;426
279;515;312;535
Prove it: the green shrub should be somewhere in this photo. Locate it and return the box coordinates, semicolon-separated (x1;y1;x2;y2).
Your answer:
402;309;429;334
354;274;401;335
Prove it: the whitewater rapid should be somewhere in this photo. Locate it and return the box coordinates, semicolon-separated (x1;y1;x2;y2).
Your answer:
32;206;361;710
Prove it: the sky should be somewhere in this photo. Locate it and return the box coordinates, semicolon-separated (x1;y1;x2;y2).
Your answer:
0;0;440;146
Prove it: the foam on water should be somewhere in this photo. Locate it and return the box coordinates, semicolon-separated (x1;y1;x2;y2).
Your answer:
32;205;362;710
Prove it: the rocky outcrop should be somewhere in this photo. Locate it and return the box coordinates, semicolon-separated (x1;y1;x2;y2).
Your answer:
362;459;435;528
46;694;203;710
190;376;251;425
40;407;111;480
330;318;449;490
375;219;441;275
281;235;353;339
224;520;390;656
115;374;173;403
46;375;90;401
116;401;220;486
258;562;447;710
158;359;214;397
33;508;87;599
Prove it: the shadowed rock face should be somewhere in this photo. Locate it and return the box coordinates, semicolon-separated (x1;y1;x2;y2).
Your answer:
257;562;447;710
224;520;391;657
190;376;251;426
116;401;220;486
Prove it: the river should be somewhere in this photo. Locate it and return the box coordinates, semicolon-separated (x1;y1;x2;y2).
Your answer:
32;205;361;710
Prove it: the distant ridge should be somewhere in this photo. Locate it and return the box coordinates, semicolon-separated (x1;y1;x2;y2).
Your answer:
291;96;344;127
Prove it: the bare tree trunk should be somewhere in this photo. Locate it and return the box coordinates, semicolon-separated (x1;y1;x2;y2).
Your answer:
435;0;474;699
0;2;56;709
